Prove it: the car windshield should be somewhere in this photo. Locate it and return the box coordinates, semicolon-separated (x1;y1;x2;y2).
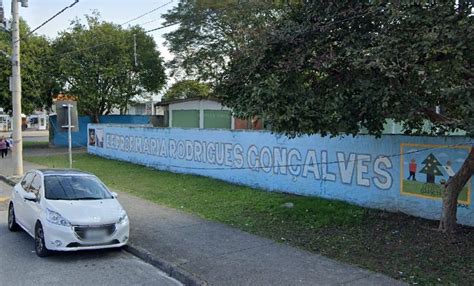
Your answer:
44;175;113;200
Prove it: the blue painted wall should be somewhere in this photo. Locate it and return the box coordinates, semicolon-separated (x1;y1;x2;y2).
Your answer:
49;115;150;147
87;125;474;226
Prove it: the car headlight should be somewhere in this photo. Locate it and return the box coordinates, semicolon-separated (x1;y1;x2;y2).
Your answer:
117;210;128;224
46;209;71;227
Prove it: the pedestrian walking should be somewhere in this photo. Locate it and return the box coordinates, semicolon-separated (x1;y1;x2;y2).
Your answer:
0;137;7;158
4;137;10;157
7;136;13;150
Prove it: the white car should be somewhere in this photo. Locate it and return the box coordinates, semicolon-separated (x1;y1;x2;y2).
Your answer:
7;169;130;257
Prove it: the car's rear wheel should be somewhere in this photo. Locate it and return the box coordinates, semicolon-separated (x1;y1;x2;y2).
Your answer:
7;203;20;232
35;222;50;257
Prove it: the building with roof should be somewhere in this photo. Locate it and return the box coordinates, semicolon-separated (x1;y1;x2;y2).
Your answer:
154;98;263;130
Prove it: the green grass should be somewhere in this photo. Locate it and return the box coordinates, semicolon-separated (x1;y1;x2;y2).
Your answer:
403;179;469;202
27;153;363;230
27;154;474;285
23;141;49;149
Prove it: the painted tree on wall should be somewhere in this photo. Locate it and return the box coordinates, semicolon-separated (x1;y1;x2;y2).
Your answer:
419;154;443;184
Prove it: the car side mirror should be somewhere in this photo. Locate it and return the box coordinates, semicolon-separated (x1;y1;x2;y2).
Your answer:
23;192;37;202
111;192;118;198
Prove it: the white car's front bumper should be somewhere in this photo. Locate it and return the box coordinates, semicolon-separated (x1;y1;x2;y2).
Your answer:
43;219;130;251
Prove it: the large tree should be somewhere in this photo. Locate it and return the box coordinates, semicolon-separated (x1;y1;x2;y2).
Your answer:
0;19;58;114
162;79;210;101
53;14;166;122
217;1;473;232
162;0;280;83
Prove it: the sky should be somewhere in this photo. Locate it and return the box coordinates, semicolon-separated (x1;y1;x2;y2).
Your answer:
2;0;177;68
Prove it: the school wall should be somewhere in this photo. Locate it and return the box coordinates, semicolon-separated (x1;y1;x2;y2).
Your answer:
49;115;151;147
87;125;474;226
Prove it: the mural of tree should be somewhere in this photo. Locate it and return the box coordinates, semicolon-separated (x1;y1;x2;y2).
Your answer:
419;153;443;183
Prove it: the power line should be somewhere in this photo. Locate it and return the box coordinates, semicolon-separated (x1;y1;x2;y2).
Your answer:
15;0;79;43
47;7;178;58
145;22;178;33
100;6;381;60
26;3;381;65
49;21;178;58
14;0;172;48
121;0;173;26
138;18;161;26
56;42;109;57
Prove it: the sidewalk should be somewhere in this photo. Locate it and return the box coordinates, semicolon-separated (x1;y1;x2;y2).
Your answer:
0;153;405;286
0;147;86;179
0;152;45;179
121;193;405;286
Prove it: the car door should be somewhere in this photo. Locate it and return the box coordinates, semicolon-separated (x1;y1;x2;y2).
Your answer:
13;172;35;228
22;173;43;234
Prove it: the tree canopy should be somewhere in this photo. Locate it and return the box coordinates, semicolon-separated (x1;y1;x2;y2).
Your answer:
0;19;58;114
217;1;473;138
162;0;280;83
162;79;210;101
53;14;166;121
214;0;473;232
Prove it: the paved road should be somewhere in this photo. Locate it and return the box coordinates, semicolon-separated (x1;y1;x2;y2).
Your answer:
0;181;12;210
0;130;49;142
23;136;49;142
0;182;181;286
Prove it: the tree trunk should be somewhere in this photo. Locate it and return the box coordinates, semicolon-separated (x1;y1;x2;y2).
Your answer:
91;112;100;124
427;174;434;183
438;147;474;232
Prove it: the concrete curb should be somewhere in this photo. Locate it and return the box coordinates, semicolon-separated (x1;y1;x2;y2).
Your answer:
1;172;205;285
0;174;16;187
124;244;207;286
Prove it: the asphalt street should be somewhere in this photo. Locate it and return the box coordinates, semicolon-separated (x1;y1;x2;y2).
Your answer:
0;181;181;286
0;130;49;142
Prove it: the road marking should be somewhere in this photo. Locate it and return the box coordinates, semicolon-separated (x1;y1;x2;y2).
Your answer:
0;196;10;203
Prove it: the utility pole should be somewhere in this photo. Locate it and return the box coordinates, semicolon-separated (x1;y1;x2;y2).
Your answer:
62;103;72;168
133;33;138;67
0;1;4;27
11;0;28;176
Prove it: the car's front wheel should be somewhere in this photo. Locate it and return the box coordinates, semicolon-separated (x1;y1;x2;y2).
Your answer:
35;222;50;257
7;203;20;232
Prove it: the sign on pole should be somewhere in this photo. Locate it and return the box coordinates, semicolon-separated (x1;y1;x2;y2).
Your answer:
55;100;78;132
55;100;78;168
